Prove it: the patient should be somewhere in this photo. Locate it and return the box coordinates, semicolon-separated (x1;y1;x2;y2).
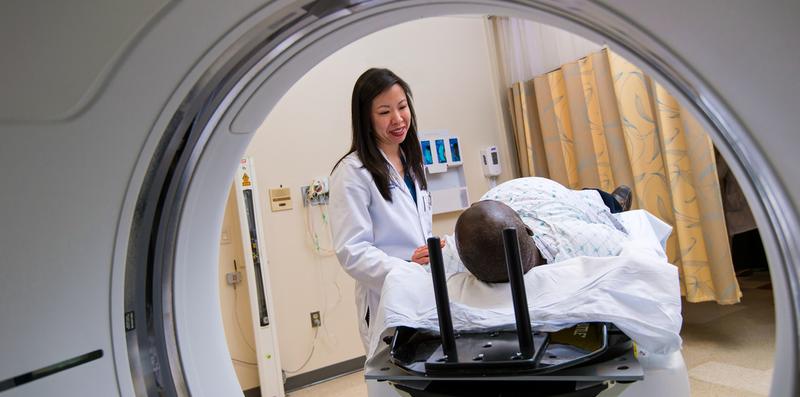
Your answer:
454;177;632;282
375;178;681;357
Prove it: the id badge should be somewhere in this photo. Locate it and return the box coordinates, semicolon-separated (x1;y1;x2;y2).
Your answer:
424;191;433;213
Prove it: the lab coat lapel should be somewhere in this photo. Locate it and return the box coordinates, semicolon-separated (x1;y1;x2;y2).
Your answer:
379;148;411;199
379;149;428;241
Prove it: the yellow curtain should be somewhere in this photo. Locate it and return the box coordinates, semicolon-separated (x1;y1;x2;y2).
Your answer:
509;48;741;304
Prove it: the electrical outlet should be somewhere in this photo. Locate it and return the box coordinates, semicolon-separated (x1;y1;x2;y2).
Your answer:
310;311;321;328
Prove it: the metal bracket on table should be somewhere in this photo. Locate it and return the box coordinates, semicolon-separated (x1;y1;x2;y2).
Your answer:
365;228;643;391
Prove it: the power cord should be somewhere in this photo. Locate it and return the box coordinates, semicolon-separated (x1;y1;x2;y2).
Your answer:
303;203;335;256
282;327;319;374
230;260;258;368
232;358;258;367
233;282;258;353
315;257;342;346
304;178;335;256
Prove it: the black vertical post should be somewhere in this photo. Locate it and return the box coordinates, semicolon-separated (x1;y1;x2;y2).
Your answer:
502;228;534;358
427;236;458;361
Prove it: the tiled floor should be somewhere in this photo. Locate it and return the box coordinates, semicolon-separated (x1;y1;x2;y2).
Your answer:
681;269;775;396
287;270;776;397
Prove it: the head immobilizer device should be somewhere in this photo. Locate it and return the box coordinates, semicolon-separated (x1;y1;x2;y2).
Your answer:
364;229;645;396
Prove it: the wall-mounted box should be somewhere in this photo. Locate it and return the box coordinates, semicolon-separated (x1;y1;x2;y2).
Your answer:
268;187;292;211
421;135;463;168
419;131;468;214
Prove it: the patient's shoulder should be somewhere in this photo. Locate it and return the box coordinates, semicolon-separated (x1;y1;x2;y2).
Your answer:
484;177;567;200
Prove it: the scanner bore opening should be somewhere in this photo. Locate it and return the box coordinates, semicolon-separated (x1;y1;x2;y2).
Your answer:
125;1;799;396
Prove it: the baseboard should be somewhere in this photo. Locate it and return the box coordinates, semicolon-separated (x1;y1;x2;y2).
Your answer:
284;355;366;392
243;386;261;397
238;355;366;396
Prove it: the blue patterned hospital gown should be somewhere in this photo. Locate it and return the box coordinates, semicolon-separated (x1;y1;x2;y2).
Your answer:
480;177;629;263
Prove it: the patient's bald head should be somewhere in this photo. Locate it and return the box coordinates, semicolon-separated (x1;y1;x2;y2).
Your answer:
454;200;544;283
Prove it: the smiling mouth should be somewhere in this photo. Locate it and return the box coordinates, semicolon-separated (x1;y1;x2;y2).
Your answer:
390;126;406;137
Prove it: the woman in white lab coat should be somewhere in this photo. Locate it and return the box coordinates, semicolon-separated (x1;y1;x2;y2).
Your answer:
329;68;438;349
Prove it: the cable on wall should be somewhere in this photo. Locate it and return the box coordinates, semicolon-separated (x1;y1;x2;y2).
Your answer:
282;327;319;374
233;281;258;354
303;178;335;256
229;259;258;370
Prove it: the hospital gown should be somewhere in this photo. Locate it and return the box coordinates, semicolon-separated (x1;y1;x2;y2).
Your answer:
479;177;629;263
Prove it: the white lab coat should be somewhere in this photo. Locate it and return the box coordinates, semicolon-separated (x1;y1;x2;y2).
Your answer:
329;151;433;349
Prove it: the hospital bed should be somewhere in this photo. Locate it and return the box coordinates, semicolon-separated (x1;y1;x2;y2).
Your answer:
364;210;690;397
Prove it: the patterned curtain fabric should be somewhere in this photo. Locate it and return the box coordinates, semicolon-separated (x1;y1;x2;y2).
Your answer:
508;48;741;304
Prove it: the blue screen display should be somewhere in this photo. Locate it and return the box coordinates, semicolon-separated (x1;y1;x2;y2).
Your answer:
421;140;433;165
435;139;447;163
449;138;461;162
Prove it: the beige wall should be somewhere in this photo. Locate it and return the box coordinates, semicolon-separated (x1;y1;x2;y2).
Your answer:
218;15;516;385
218;186;260;390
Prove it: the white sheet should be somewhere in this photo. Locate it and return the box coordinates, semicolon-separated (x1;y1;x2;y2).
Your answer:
368;210;682;358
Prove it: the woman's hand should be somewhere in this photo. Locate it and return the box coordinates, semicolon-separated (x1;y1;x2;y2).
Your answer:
410;239;446;265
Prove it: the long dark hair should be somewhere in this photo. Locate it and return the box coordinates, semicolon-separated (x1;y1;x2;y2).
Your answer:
332;68;427;201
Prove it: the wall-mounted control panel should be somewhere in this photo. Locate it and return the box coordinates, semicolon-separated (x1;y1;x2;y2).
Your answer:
268;187;292;211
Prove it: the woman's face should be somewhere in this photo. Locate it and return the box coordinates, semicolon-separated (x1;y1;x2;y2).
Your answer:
370;83;410;152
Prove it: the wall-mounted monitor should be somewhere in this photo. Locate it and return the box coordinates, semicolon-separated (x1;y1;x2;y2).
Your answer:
435;139;447;164
421;140;433;165
447;136;462;165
